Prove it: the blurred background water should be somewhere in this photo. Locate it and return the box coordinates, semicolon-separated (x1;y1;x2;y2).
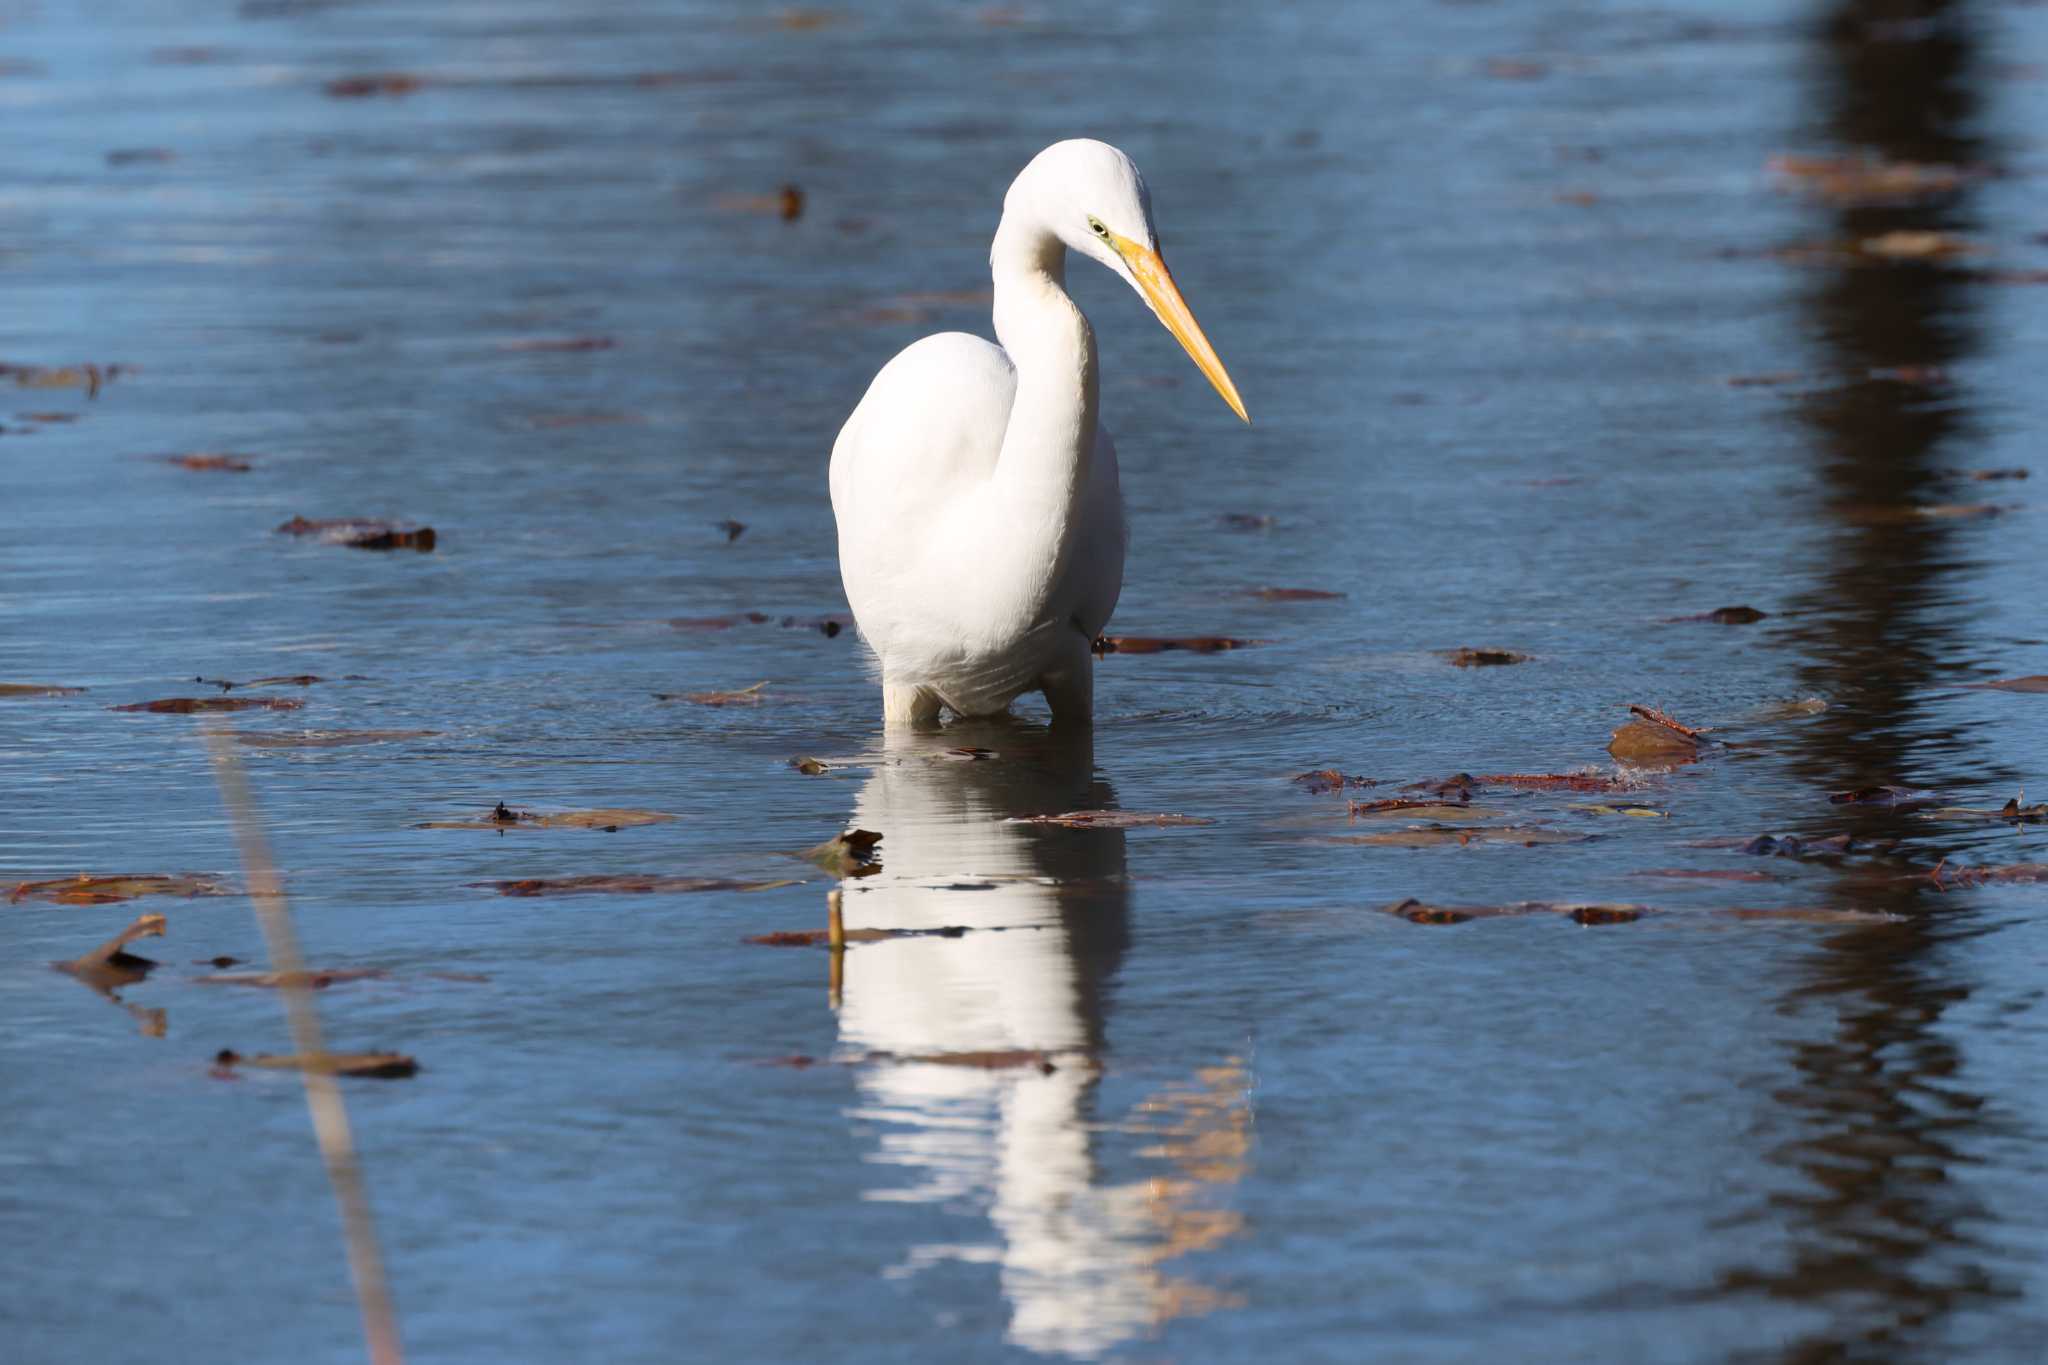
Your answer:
3;1;2047;1360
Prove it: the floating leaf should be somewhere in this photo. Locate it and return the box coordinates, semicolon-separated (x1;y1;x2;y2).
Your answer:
1767;153;1981;205
1961;468;2029;482
0;682;86;698
11;873;231;906
416;803;679;831
111;696;304;714
1478;772;1631;793
325;73;423;98
1687;833;1861;857
499;335;615;353
801;829;883;877
1609;704;1708;765
1857;229;1980;260
1571;803;1668;818
159;452;253;472
1382;898;1645;925
1840;502;2004;525
790;756;830;775
1009;811;1213;828
1093;636;1260;655
472;874;797;896
0;361;122;398
213;1048;418;1078
716;519;747;541
1917;800;2048;823
657;681;768;705
1918;861;2048;888
237;729;437;748
276;516;437;551
1442;648;1530;666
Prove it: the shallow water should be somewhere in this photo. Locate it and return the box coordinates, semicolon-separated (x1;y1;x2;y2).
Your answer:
5;1;2048;1361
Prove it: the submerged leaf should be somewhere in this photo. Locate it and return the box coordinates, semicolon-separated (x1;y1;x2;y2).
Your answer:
657;681;769;705
1348;799;1500;821
1441;648;1530;666
416;804;678;831
1476;772;1631;793
111;696;304;714
1246;587;1344;602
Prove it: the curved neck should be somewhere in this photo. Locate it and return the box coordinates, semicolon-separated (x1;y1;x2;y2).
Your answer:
981;210;1098;625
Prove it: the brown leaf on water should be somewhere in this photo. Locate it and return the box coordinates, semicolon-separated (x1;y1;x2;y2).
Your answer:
773;9;844;31
899;1049;1058;1072
790;756;830;775
1610;705;1708;765
1403;772;1480;798
11;873;231;906
670;612;771;631
778;185;803;220
1686;833;1861;857
743;925;925;946
196;674;324;691
214;1048;418;1078
1965;675;2048;693
1218;513;1275;531
56;913;167;978
1828;785;1936;806
802;828;883;877
499;336;614;353
1442;648;1530;666
194;968;387;989
1093;636;1261;655
712;187;806;219
1858;230;1982;261
237;729;437;748
472;874;797;897
1478;772;1631;793
1767;153;1982;205
1637;868;1778;882
716;519;747;541
0;683;86;698
1246;587;1344;602
275;516;437;551
416;803;679;831
1293;769;1378;795
1663;605;1768;624
657;681;768;705
0;361;120;398
111;696;305;714
325;73;423;98
745;930;829;947
160;453;253;472
1348;799;1500;821
1382;898;1645;925
1327;825;1584;848
1010;811;1214;828
17;411;79;422
1916;861;2048;889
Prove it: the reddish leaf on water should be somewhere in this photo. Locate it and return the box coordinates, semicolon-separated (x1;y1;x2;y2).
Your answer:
1009;811;1213;828
1093;636;1261;655
472;874;797;896
1246;587;1344;602
1662;605;1768;624
1349;798;1499;821
11;873;231;905
325;73;423;98
1966;676;2048;693
747;930;829;947
1382;898;1646;925
17;412;79;423
1442;648;1530;666
160;453;253;472
111;696;305;714
711;188;805;219
276;517;437;551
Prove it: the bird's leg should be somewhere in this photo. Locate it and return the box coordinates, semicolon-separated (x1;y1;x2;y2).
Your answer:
881;679;943;730
1039;639;1096;728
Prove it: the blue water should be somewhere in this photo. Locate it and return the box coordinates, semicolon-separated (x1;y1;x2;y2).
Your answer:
5;1;2048;1360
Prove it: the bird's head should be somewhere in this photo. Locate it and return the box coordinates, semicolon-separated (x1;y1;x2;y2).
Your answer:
1010;139;1249;423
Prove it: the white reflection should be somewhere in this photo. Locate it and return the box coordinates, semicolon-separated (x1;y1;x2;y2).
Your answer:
832;723;1243;1358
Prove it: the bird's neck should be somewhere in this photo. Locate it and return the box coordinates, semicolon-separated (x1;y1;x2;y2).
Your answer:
986;214;1098;590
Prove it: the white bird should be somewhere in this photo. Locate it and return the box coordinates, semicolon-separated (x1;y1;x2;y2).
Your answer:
829;139;1247;728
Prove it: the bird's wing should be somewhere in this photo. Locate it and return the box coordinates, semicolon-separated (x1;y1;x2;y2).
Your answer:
829;332;1015;529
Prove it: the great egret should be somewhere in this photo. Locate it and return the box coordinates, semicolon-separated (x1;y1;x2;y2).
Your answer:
829;139;1247;728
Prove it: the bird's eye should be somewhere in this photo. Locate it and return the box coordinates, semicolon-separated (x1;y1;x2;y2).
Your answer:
1087;217;1109;239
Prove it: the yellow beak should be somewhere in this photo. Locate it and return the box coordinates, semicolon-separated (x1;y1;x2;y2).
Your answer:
1109;231;1249;423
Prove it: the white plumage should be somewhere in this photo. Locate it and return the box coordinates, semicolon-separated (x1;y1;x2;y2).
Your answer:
830;139;1246;728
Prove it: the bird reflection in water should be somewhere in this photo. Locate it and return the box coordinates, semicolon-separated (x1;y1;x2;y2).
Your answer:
826;720;1249;1357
